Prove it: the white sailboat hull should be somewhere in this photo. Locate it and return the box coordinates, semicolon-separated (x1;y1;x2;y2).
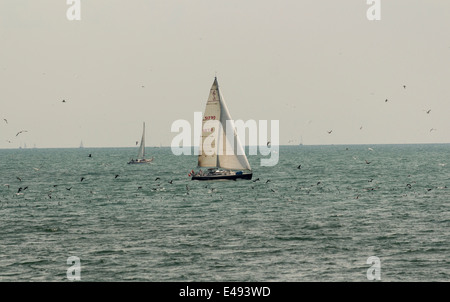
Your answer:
127;157;154;164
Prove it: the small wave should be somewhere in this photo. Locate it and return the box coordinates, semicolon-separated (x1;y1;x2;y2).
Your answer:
276;235;316;241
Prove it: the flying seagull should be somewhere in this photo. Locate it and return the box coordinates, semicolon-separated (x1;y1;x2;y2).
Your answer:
3;119;7;124
16;130;28;137
327;130;333;134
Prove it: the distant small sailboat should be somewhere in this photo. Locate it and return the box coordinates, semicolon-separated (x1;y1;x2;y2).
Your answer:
128;122;154;164
190;77;252;181
79;140;84;148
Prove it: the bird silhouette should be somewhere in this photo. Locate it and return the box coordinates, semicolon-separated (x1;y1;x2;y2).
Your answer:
253;178;260;182
16;130;28;137
16;177;22;182
297;165;301;169
155;177;160;181
115;175;119;179
327;130;333;134
80;177;85;182
3;119;7;124
365;160;371;164
168;180;173;184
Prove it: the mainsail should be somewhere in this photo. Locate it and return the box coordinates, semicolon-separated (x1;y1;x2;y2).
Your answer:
197;77;251;171
137;122;145;159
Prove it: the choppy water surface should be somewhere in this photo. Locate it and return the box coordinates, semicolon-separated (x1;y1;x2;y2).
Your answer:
0;145;449;281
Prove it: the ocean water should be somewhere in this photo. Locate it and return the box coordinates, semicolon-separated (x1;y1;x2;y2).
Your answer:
0;144;449;282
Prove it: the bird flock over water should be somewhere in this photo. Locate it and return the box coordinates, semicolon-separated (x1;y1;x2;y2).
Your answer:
0;83;448;208
0;152;184;208
286;83;440;144
0;144;448;209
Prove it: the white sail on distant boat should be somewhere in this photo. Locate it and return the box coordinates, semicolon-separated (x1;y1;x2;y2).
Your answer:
128;122;154;164
190;77;252;180
79;140;84;148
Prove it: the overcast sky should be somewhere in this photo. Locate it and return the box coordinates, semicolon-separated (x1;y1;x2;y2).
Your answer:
1;0;449;148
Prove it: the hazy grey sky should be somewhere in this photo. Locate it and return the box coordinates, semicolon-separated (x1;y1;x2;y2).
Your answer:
1;0;449;148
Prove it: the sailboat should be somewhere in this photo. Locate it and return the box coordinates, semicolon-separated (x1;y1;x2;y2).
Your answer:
128;122;154;164
191;77;252;181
